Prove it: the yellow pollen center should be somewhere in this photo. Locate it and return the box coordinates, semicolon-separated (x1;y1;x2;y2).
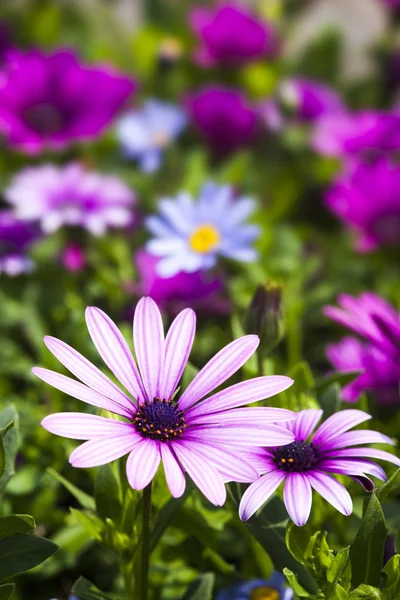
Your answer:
189;224;220;253
251;587;280;600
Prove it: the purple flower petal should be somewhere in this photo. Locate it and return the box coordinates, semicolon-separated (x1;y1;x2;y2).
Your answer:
160;444;186;498
307;471;352;516
185;375;293;418
160;308;196;400
312;409;372;446
32;367;133;419
85;306;145;402
44;336;134;413
179;335;260;411
133;297;165;401
331;447;400;466
173;442;227;506
41;413;134;439
320;430;394;451
185;424;295;447
350;475;375;492
126;438;161;490
320;459;386;481
188;406;296;426
239;470;285;521
284;473;312;526
69;434;140;467
286;409;322;440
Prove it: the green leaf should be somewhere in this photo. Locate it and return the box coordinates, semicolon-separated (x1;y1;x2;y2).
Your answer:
381;554;400;599
305;530;333;575
327;546;350;584
350;493;388;588
0;406;18;500
0;534;58;581
287;361;314;396
317;382;341;419
0;515;35;538
69;509;104;542
283;568;313;598
313;371;362;394
376;469;400;503
150;481;194;551
47;467;95;510
95;463;122;524
326;582;348;600
0;584;14;600
71;576;113;600
181;573;215;600
286;522;312;565
349;584;382;599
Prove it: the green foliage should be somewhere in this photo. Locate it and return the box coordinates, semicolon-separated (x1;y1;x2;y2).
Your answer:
0;406;18;500
180;573;215;600
71;577;113;600
0;533;57;581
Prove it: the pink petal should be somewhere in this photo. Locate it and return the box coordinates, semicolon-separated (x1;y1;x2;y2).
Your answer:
85;306;145;402
320;459;386;481
160;308;196;401
177;439;258;482
185;424;294;447
307;471;352;516
160;444;186;498
173;442;227;506
186;375;294;418
188;406;296;427
126;437;161;490
44;336;134;414
239;470;286;521
330;447;400;467
69;434;140;467
178;335;260;411
32;367;133;419
42;413;134;440
284;473;312;526
312;410;372;446
286;409;322;440
320;430;394;451
133;297;164;401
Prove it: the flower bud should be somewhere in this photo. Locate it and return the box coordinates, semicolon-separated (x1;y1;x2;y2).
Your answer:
245;282;285;354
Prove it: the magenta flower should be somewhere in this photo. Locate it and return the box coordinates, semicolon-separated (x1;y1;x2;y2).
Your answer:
34;297;295;506
239;409;400;526
190;3;278;68
61;244;86;273
135;250;229;315
280;78;344;122
0;49;136;154
5;163;135;235
187;86;257;155
325;158;400;252
324;293;400;405
0;210;38;276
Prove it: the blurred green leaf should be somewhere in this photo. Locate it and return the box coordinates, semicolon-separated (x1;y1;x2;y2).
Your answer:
47;467;95;510
0;584;14;600
95;463;122;524
0;534;58;581
0;515;35;538
381;554;400;599
0;420;14;477
317;382;341;419
395;525;400;555
0;406;18;500
70;509;104;542
283;568;314;597
350;493;388;588
71;576;113;600
181;573;215;600
313;372;362;395
150;481;194;551
376;469;400;503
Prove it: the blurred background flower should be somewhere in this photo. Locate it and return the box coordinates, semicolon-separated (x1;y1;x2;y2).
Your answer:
0;210;38;275
216;573;294;600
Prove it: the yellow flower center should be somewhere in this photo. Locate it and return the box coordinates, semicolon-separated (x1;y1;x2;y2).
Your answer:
251;587;280;600
189;224;220;253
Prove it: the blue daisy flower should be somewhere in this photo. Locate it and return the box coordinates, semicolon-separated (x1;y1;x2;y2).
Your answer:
145;182;259;277
216;573;294;600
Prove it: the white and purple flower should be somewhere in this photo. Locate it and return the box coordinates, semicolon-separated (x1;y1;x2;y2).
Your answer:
146;182;259;277
34;297;295;506
116;99;187;172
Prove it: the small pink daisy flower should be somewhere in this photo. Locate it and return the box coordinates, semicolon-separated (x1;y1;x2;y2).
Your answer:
34;297;295;506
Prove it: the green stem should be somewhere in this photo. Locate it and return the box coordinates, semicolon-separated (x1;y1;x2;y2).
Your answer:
139;482;152;600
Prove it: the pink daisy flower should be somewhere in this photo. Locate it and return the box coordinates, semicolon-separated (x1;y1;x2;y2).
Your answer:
239;408;400;525
33;297;295;506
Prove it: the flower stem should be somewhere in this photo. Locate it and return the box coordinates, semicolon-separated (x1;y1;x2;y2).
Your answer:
139;482;152;600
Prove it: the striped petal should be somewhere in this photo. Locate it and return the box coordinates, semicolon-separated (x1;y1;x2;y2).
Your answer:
133;297;164;401
85;307;145;402
284;473;312;526
307;471;352;516
330;447;400;467
188;406;296;427
320;430;394;451
239;470;286;521
286;409;322;441
126;437;161;490
185;424;294;447
42;413;133;440
312;410;372;446
69;434;140;467
160;444;186;498
320;459;386;481
160;308;196;400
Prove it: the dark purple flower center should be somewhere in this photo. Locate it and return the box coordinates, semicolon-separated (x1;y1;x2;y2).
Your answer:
272;441;319;472
23;102;64;135
133;397;186;442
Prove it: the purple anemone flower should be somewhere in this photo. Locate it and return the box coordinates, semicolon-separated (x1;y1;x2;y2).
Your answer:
5;163;135;235
34;297;295;506
324;293;400;405
312;111;400;158
239;408;400;526
279;78;344;122
0;49;136;154
325;157;400;252
0;210;38;275
135;250;230;315
190;3;278;68
187;86;258;156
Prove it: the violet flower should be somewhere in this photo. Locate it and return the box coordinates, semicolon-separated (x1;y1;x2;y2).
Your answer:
0;210;38;276
187;86;258;156
0;49;136;154
325;157;400;252
280;77;344;122
190;3;278;67
239;408;400;526
5;163;135;236
34;297;295;506
217;573;293;600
